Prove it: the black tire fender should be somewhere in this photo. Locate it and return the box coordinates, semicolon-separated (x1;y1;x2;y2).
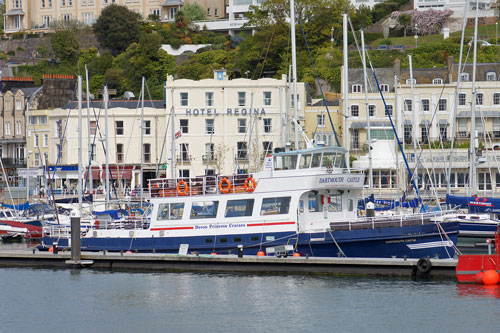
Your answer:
417;257;432;274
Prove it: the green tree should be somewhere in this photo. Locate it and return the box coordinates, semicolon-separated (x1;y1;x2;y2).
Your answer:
93;4;141;56
398;13;412;37
0;2;5;33
50;30;80;63
178;3;206;22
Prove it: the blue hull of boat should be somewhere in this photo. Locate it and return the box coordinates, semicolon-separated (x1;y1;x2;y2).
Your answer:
40;222;460;259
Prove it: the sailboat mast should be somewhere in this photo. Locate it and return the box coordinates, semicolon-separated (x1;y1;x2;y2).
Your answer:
361;29;373;193
469;0;480;196
77;76;83;212
343;13;350;169
170;88;176;179
104;86;110;209
140;77;145;206
290;0;299;149
85;65;93;206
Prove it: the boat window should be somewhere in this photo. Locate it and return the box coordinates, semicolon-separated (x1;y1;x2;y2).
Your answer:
328;195;342;212
225;199;254;217
157;203;184;221
347;199;353;212
250;236;259;241
283;155;297;170
300;154;311;169
234;237;242;242
205;238;213;244
309;194;320;212
274;155;283;170
321;152;335;167
334;154;343;168
219;238;228;243
191;201;219;219
5;211;12;217
299;200;304;213
311;153;322;167
260;196;291;215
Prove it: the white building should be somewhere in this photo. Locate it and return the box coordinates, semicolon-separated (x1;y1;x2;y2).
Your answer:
414;0;498;18
351;0;389;9
164;70;306;178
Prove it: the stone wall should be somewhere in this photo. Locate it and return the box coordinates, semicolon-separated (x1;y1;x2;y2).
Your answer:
35;77;76;110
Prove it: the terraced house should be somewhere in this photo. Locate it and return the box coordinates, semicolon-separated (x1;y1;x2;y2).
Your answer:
3;0;226;35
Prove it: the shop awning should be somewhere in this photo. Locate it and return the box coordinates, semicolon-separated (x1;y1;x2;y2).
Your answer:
102;166;134;180
420;119;431;126
85;167;101;179
438;119;449;126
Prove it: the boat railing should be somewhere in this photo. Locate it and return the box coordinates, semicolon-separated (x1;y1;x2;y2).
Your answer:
330;210;453;232
43;226;71;239
148;174;255;198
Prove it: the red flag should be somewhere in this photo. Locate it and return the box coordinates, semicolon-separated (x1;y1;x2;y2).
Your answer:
175;130;182;139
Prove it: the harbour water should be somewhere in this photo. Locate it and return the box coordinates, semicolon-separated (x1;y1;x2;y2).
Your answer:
1;241;499;332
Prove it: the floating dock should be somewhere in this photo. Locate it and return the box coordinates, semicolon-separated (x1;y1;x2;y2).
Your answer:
0;250;458;278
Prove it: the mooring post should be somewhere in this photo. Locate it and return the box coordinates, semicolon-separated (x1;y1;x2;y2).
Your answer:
71;209;81;263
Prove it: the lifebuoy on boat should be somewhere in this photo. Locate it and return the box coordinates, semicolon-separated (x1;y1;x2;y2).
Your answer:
219;178;231;194
176;180;189;196
244;177;256;192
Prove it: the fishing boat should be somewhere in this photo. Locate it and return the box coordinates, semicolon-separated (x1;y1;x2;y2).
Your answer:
39;145;460;258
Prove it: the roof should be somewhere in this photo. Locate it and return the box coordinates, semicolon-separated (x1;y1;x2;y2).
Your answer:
311;99;339;107
350;121;392;129
161;0;184;6
4;9;25;16
62;100;165;110
11;87;42;98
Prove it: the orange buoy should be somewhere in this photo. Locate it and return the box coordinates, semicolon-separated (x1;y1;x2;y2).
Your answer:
48;247;54;253
475;271;485;284
244;177;256;192
257;250;265;256
126;250;132;254
293;252;301;257
482;270;499;285
219;178;231;194
211;252;217;255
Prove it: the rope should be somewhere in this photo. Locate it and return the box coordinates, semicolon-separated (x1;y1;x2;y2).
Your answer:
328;228;346;257
436;221;462;256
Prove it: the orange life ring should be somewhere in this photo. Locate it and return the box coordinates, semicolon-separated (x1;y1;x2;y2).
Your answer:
176;180;189;196
244;177;256;192
219;178;231;194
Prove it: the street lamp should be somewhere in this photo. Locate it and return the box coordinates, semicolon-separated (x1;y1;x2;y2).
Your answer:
331;27;334;49
496;22;498;45
414;24;418;48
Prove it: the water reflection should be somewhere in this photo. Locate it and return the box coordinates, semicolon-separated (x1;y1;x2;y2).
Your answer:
456;283;500;298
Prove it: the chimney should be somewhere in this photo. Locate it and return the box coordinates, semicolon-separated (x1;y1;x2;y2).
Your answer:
393;58;401;78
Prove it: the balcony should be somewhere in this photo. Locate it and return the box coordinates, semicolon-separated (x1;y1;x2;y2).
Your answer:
235;154;249;162
176;154;192;163
202;154;217;162
2;158;26;167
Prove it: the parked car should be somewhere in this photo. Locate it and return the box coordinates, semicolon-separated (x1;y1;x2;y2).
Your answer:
468;40;492;46
376;45;388;50
392;44;404;50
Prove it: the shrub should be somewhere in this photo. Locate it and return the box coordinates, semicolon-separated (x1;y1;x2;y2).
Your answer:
379;38;393;45
12;32;24;39
16;46;25;51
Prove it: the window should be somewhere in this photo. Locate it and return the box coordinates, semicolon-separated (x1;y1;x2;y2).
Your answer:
180;119;188;134
16;121;22;135
261;197;291;215
433;78;443;85
34;153;40;167
406;79;416;85
207;8;211;15
34;134;39;147
479;173;492;190
83;13;92;25
421;126;429;143
180;143;189;161
39;116;47;124
494;93;500;105
459;93;466;106
204;143;214;160
117;144;123;162
404;125;412;144
274;155;297;170
16;100;22;111
317;114;325;127
238;92;246;106
115;121;124;135
328;195;343;212
300;154;311;169
237;142;247;159
180;92;188;106
157;203;184;221
350;105;359;117
263;91;271;106
385;105;393;116
42;0;46;7
225;199;254;217
368;104;376;117
205;92;214;106
43;134;48;147
438;99;447;111
143;143;151;163
205;119;214;134
404;99;412;112
90;144;96;161
263;118;272;133
143;120;151;135
29;116;37;125
476;93;483;105
439;126;447;141
238;119;246;133
191;201;218;219
421;99;429;112
179;169;190;178
5;122;10;136
379;84;389;92
89;121;97;135
351;129;359;149
262;141;273;154
486;72;497;81
352;84;362;93
460;73;469;82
